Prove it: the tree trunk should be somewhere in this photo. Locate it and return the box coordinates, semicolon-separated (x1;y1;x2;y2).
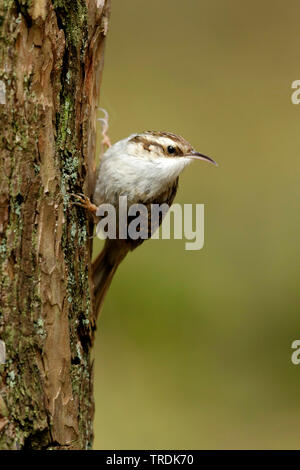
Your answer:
0;0;110;450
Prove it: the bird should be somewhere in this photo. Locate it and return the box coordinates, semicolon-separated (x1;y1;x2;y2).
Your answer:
73;123;217;318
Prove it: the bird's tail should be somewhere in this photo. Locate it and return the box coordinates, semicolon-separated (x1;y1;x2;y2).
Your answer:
92;239;129;317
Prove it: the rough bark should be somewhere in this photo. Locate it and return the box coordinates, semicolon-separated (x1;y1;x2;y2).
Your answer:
0;0;110;450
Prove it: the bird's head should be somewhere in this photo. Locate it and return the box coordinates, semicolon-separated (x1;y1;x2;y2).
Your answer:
125;131;217;166
97;130;217;204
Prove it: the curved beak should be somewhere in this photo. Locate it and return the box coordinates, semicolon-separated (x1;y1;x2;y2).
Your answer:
186;151;218;166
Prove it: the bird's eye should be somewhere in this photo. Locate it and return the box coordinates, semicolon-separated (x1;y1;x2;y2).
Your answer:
167;145;176;154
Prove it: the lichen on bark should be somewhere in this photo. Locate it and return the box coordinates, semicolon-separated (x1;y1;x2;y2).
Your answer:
0;0;110;449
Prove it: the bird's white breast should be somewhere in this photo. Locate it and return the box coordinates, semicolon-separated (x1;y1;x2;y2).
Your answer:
93;137;191;206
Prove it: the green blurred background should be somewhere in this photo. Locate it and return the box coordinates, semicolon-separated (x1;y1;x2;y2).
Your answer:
93;0;300;449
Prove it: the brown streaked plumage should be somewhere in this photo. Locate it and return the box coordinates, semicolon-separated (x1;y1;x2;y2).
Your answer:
92;177;179;314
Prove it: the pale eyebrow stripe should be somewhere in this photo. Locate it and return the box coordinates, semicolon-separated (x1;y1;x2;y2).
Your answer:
130;135;165;152
130;135;184;156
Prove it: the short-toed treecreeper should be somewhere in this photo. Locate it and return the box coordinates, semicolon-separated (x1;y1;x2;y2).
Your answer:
73;124;217;317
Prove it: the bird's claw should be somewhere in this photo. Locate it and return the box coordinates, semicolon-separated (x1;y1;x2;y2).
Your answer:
70;193;98;216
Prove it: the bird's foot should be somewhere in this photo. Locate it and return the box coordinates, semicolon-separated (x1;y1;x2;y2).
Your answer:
97;107;111;153
70;193;98;217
